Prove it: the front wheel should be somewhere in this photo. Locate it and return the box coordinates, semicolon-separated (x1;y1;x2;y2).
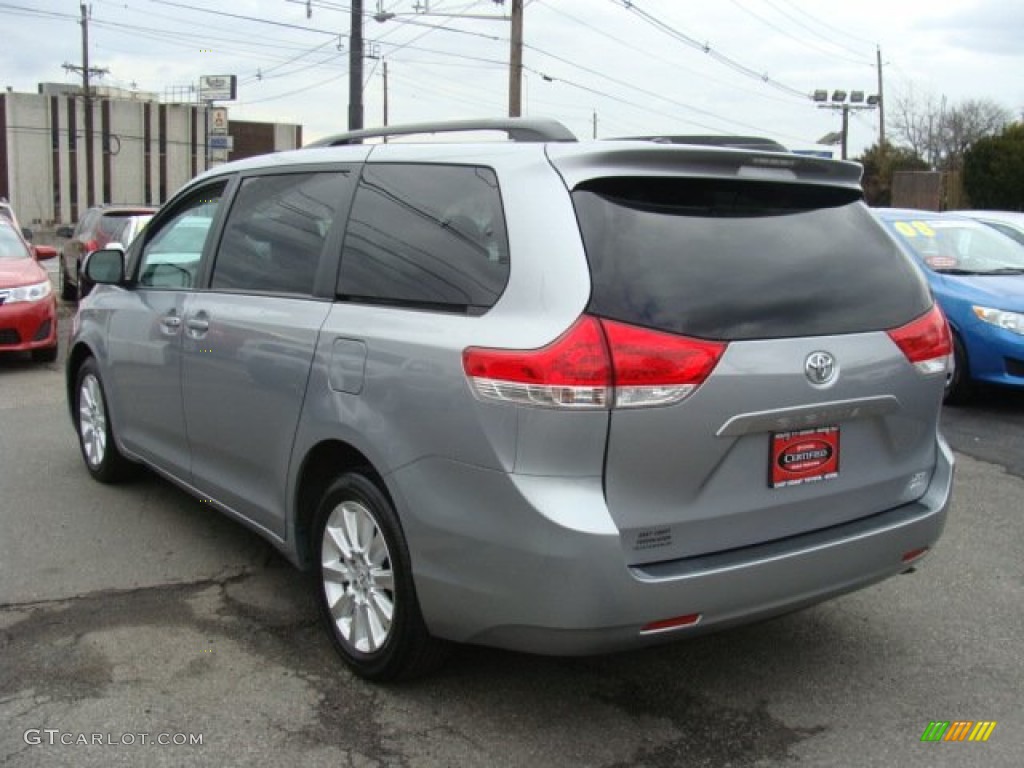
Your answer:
75;358;135;482
314;472;447;681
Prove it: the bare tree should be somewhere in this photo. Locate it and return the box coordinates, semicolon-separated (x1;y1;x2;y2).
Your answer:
890;87;1012;170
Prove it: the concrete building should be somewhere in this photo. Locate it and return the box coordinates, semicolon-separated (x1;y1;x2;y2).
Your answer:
0;86;302;226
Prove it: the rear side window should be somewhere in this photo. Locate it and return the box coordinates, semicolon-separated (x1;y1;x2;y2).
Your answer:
337;164;509;313
212;172;350;296
573;177;931;340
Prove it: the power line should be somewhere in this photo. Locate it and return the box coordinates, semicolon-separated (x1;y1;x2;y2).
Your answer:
611;0;810;100
775;0;878;48
727;0;873;66
535;0;806;107
759;0;875;62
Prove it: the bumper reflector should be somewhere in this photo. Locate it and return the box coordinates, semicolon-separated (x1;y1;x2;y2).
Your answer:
640;613;702;635
901;547;929;563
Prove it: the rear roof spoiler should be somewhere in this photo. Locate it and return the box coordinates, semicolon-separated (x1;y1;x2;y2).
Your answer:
608;135;790;153
306;118;578;147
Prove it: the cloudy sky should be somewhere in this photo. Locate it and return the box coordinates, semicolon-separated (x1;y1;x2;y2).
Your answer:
2;0;1021;156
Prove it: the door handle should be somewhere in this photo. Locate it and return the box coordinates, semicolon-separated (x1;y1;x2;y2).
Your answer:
186;317;210;332
161;315;182;330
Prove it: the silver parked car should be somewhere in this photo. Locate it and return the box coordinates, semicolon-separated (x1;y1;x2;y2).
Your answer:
67;118;955;680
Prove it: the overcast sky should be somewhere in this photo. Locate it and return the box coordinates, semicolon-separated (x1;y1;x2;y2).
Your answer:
2;0;1021;156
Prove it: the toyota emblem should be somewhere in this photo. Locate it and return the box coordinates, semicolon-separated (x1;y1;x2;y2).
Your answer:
805;351;837;387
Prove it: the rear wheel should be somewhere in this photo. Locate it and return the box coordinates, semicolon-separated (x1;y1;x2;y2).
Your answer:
314;472;447;681
75;358;135;482
943;333;973;405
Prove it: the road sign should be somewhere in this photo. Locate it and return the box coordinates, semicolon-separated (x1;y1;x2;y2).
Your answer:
208;135;234;151
200;75;237;102
210;107;228;134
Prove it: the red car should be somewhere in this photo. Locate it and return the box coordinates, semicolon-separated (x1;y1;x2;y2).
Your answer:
0;219;59;362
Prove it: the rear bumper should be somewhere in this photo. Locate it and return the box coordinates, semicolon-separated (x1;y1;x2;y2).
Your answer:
393;435;954;655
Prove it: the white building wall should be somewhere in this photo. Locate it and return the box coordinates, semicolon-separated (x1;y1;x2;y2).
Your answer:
109;100;145;204
5;93;54;225
274;123;299;152
3;93;291;224
164;104;194;196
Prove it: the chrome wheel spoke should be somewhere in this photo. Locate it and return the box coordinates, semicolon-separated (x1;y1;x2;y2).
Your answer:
321;495;396;654
322;558;352;586
79;375;107;466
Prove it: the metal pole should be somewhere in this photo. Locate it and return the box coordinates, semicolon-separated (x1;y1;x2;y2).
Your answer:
508;0;523;117
81;3;95;207
349;0;364;130
841;104;849;160
383;59;389;130
876;45;885;147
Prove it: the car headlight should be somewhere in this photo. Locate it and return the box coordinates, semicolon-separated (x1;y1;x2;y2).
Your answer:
973;306;1024;335
4;280;52;303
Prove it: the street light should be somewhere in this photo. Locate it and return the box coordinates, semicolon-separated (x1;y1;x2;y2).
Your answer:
814;87;879;160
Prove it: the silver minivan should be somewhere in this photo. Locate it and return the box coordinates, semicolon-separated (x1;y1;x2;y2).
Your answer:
68;119;954;680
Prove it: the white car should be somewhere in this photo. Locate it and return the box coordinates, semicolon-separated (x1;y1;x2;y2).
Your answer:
951;210;1024;247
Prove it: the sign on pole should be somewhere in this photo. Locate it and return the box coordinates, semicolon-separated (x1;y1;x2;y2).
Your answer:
199;75;237;102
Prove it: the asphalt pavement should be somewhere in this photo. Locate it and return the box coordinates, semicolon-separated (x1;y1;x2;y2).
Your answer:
0;313;1021;767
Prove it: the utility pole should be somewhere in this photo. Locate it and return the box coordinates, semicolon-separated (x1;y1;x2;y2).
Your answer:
349;0;364;130
62;4;108;208
508;0;524;117
382;60;389;130
876;45;886;148
592;110;597;139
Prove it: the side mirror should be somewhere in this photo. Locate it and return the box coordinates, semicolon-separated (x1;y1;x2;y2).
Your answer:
83;248;126;285
55;225;75;239
21;227;34;241
33;244;57;261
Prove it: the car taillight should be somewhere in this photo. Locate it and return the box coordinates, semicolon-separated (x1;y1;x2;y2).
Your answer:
462;315;726;410
887;305;952;376
602;319;726;408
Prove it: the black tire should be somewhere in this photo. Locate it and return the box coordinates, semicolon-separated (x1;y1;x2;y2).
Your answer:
31;345;58;363
59;256;76;301
943;333;973;406
314;472;448;681
74;358;135;483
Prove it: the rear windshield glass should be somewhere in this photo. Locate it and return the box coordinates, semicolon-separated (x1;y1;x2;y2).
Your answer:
572;177;931;341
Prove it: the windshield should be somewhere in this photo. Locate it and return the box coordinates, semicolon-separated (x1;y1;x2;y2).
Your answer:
881;217;1024;274
0;224;30;260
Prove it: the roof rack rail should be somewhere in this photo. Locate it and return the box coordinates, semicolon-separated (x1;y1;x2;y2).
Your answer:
305;118;577;147
608;135;790;153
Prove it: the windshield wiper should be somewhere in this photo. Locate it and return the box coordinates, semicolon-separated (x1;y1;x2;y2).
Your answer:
980;268;1024;275
932;268;981;275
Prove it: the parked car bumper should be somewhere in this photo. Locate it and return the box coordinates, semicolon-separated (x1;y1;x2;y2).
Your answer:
0;296;58;352
961;320;1024;390
395;434;954;655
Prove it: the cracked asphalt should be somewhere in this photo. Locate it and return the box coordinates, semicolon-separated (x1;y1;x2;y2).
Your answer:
1;317;1022;767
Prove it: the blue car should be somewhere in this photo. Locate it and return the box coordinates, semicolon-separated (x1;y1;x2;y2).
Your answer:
875;208;1024;403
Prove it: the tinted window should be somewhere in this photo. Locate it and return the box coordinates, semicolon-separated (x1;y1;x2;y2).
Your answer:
137;184;224;290
573;178;931;341
338;164;509;312
212;172;350;296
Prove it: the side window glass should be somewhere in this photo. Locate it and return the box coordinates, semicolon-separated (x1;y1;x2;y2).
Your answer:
338;164;510;312
211;172;350;296
138;185;225;290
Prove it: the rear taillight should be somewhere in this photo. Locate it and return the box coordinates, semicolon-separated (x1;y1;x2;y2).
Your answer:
602;319;726;408
887;305;952;376
462;315;726;410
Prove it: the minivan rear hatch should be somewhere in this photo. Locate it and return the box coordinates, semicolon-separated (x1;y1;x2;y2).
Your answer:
551;146;945;565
